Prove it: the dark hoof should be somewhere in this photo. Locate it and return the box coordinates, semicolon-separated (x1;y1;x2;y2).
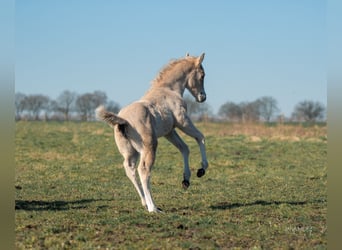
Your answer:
182;180;190;189
197;168;205;178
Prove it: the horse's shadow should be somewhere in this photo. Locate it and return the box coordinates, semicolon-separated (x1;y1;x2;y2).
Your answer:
15;199;111;211
210;199;326;210
15;198;326;212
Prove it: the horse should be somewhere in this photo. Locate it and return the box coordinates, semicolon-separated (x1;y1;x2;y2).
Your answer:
96;53;208;212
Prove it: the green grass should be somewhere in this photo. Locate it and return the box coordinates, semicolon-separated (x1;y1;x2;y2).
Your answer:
15;121;327;249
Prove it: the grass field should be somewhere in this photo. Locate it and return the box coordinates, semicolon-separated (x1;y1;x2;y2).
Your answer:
15;121;327;249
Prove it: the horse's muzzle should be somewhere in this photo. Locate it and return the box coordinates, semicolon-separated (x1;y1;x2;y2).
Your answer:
197;92;206;103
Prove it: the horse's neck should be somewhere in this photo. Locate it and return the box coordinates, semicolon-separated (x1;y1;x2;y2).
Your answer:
166;80;186;96
150;61;192;97
159;74;188;97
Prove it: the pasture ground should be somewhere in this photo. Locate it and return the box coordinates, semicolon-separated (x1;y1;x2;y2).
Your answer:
15;122;327;249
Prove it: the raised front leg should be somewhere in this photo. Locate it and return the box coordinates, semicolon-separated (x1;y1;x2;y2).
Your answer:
177;116;208;178
165;130;191;189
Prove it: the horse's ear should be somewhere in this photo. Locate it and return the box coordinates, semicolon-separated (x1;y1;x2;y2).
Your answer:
196;53;205;66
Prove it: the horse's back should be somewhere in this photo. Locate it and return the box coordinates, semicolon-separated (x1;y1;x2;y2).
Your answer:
118;101;149;124
118;91;183;139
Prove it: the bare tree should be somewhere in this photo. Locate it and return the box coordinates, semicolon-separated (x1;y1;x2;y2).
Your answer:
43;99;58;121
15;92;26;121
218;101;242;122
197;102;213;122
256;96;280;122
240;101;260;123
92;91;107;108
184;94;212;121
292;100;325;122
184;95;200;117
76;93;93;121
75;91;108;121
57;90;77;121
219;100;264;123
24;94;50;120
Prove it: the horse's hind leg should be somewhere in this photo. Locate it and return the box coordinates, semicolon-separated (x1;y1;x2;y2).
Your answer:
137;144;161;212
123;150;147;207
115;128;147;208
165;130;191;189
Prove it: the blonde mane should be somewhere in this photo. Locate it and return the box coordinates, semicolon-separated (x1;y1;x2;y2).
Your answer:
152;57;196;87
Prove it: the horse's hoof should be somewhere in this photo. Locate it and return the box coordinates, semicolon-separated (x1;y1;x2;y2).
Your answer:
148;207;164;213
197;168;205;178
182;180;190;189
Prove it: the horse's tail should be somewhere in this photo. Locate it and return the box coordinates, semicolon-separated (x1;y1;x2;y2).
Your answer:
95;105;127;127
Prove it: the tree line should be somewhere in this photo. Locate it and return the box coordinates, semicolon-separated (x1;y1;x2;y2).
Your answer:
185;96;325;123
218;97;326;123
15;90;326;123
15;90;120;121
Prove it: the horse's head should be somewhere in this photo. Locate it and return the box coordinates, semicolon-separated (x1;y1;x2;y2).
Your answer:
186;53;206;103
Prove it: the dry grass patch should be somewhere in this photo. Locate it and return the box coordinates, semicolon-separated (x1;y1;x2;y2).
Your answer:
198;122;326;141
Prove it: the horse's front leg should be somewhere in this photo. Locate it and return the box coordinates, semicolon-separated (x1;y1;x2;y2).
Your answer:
178;117;208;178
165;130;191;189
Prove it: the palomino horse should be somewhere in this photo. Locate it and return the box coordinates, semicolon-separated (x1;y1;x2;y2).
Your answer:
96;53;208;212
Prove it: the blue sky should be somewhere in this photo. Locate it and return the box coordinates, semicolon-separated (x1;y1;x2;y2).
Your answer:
15;1;326;116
